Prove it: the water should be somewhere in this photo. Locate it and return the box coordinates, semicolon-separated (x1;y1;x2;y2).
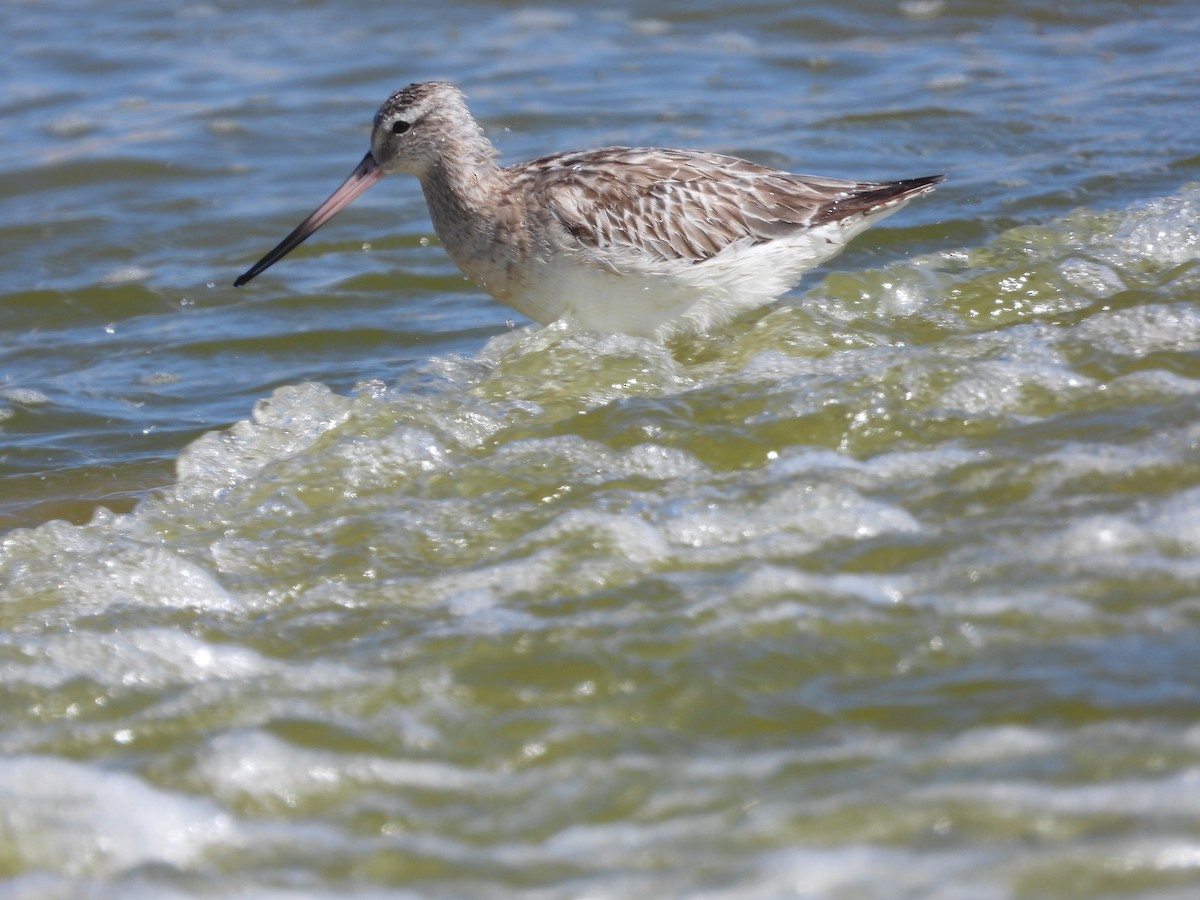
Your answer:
3;0;1200;896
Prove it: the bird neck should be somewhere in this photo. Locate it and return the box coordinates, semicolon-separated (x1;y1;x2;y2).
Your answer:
418;141;504;244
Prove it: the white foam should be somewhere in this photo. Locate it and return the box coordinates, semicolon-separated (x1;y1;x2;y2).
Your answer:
935;725;1063;765
931;327;1096;417
327;425;452;493
172;382;355;499
696;845;1006;900
1075;302;1200;357
0;755;234;876
1106;368;1200;400
728;564;910;609
659;478;921;560
99;265;150;285
0;525;237;618
522;506;673;567
0;386;51;405
197;730;488;810
33;628;269;690
1058;257;1125;296
484;434;707;489
1109;185;1200;267
924;767;1200;819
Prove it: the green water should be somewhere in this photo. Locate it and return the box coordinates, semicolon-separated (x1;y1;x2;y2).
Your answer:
3;0;1200;896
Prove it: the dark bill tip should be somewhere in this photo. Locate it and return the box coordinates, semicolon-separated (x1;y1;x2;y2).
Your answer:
234;152;384;287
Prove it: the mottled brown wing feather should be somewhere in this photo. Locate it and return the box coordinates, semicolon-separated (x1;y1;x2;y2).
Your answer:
510;147;938;264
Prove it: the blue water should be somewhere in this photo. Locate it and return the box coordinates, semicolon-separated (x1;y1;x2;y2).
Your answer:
3;1;1200;896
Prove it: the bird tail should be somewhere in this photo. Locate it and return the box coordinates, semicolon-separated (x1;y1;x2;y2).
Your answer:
813;174;945;226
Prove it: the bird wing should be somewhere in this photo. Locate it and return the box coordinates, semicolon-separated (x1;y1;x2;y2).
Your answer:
512;147;907;265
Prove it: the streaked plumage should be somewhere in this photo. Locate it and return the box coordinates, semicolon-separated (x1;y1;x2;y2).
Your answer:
236;81;943;339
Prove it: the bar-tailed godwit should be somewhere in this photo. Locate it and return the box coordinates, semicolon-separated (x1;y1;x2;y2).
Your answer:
235;82;942;339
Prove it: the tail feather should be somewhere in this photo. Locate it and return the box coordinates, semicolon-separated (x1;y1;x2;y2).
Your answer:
813;174;945;226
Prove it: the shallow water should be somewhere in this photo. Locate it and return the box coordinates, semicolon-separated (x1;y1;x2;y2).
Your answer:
3;1;1200;897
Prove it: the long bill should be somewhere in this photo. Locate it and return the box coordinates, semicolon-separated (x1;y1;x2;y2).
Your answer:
234;151;386;287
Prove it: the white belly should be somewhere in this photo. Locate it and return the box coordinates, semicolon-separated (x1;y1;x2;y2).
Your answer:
500;218;881;339
440;201;910;340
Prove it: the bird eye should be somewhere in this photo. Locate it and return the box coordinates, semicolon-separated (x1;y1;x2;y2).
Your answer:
391;120;411;135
